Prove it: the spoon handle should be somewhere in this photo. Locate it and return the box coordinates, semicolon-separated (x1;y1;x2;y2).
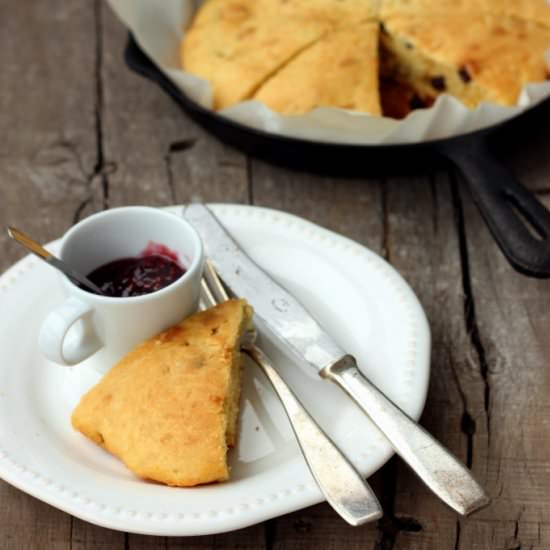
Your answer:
7;227;105;295
7;227;52;260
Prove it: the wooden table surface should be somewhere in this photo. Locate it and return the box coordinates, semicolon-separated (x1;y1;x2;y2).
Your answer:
2;3;550;549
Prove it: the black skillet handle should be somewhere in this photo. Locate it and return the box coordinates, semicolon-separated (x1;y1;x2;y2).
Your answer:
437;134;550;278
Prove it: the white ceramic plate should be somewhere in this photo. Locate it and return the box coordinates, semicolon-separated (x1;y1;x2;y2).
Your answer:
0;204;430;536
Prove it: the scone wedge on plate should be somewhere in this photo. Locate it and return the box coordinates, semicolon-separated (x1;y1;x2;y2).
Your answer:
254;20;381;115
72;299;253;487
380;13;550;108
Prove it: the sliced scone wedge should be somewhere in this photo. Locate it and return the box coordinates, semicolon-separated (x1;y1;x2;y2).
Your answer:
254;20;381;115
380;13;550;108
71;299;253;487
182;1;331;110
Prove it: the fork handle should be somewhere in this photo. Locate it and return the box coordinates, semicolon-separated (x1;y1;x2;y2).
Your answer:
245;345;382;526
320;356;489;516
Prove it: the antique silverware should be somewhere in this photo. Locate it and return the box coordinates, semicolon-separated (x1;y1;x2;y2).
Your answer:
200;260;382;527
6;227;106;296
185;203;490;516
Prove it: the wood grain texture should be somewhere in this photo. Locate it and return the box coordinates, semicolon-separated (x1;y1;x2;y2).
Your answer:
0;1;97;547
0;1;98;270
455;183;550;548
71;518;124;550
1;1;550;549
249;159;384;254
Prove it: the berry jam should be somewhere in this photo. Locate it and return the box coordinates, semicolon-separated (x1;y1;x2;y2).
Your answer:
85;252;185;298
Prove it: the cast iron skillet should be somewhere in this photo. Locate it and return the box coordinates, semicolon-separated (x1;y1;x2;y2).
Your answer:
124;34;550;278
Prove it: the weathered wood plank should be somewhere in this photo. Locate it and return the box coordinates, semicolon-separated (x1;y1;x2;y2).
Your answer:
457;172;550;542
167;526;267;549
377;172;487;550
0;1;98;268
267;501;383;550
459;519;550;549
0;483;71;550
71;518;124;550
0;1;99;548
249;161;384;254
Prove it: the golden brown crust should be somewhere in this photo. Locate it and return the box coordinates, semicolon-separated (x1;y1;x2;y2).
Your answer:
71;299;253;487
189;0;380;31
181;0;380;111
253;21;381;115
381;0;550;28
181;2;330;110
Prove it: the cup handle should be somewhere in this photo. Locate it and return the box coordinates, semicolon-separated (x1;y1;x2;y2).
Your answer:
38;297;103;366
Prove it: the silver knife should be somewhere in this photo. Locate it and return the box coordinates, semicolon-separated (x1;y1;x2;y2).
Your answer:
185;203;490;516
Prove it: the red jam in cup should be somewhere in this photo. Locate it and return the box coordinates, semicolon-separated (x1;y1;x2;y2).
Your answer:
84;242;185;297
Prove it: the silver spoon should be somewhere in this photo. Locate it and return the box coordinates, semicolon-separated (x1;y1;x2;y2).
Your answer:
7;227;106;296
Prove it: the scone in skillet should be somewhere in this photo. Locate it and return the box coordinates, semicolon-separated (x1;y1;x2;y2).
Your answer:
72;299;253;487
182;0;550;114
182;0;331;110
181;0;381;112
254;20;381;115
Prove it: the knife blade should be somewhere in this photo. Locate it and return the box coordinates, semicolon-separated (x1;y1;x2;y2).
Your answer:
184;203;489;516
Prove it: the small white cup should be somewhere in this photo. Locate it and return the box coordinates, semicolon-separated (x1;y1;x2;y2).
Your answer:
38;206;204;370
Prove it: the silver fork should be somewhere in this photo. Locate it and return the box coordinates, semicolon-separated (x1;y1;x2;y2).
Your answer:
200;260;383;526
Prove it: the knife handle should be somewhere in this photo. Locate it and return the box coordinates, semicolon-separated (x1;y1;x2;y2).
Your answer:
320;356;489;516
245;346;382;526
